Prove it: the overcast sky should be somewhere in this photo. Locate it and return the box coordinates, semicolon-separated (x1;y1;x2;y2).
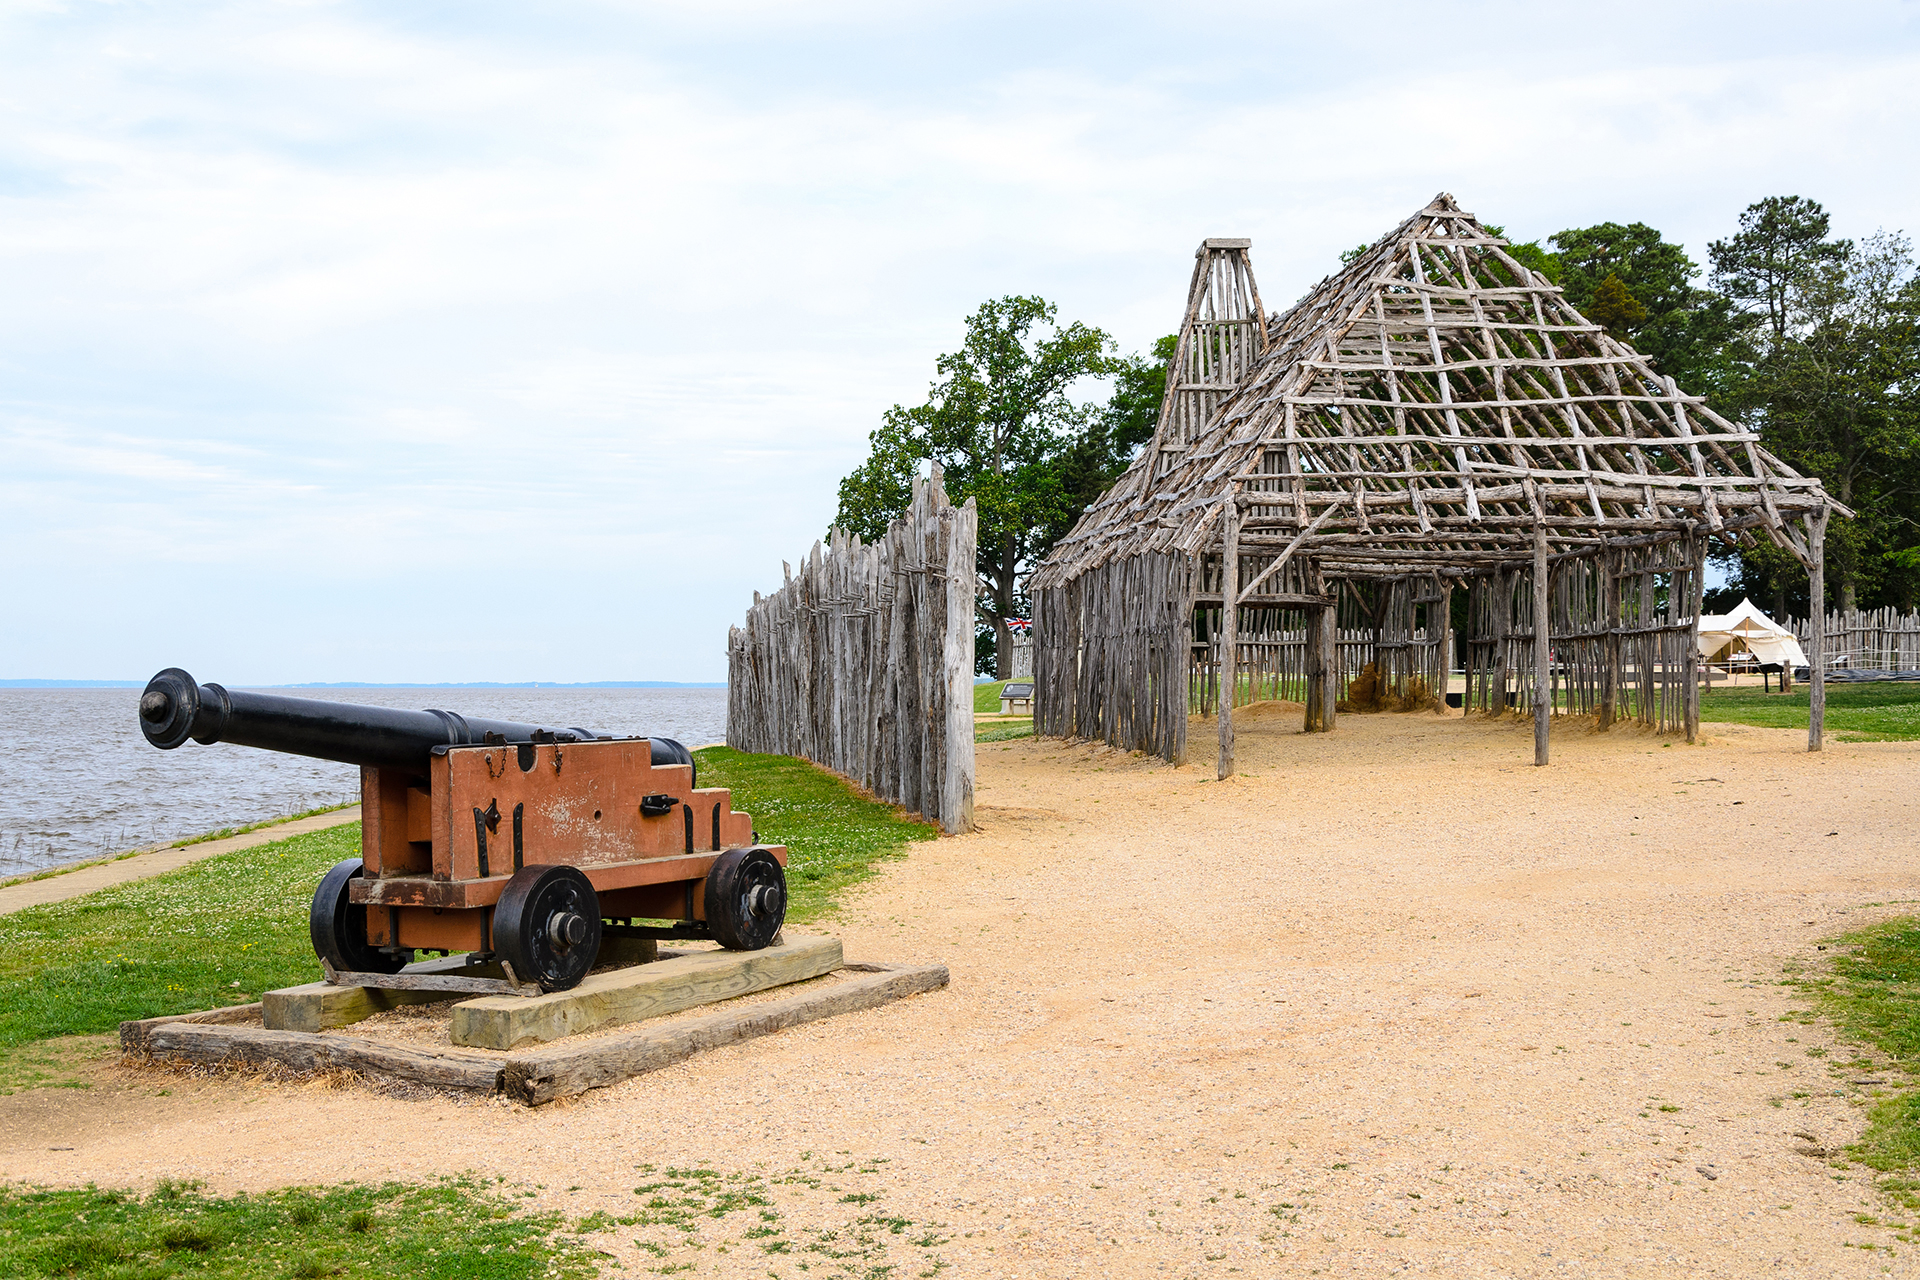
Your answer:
4;0;1917;683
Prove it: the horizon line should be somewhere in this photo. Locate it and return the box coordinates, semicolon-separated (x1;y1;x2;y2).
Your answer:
0;679;729;689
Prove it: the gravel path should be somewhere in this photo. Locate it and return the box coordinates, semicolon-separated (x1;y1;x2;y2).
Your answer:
2;709;1917;1278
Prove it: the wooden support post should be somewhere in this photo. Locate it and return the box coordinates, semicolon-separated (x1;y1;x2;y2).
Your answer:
1808;512;1827;752
1599;549;1619;729
1304;558;1333;733
1684;531;1702;744
1218;491;1239;779
1533;523;1551;766
1489;570;1510;717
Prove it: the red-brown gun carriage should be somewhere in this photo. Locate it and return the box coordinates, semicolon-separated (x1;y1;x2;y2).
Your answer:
138;669;786;992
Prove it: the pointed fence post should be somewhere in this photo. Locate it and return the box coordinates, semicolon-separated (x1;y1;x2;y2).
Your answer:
1533;523;1551;766
1217;488;1239;779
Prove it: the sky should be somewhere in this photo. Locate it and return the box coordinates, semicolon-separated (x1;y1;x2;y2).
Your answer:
4;0;1917;684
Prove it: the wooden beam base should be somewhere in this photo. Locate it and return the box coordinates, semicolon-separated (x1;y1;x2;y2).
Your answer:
261;936;660;1034
121;955;946;1105
503;962;949;1105
451;935;843;1051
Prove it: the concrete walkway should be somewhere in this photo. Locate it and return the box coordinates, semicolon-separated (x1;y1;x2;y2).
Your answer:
0;807;362;917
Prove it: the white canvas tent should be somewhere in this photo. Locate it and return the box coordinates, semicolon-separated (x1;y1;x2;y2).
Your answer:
1697;598;1808;668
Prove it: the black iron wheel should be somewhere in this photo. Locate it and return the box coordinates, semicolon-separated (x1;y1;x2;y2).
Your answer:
310;858;409;975
494;864;603;992
704;847;786;951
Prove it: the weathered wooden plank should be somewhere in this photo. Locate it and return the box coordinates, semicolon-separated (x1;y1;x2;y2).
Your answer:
120;1002;263;1054
942;498;977;833
262;937;661;1034
450;936;844;1050
263;953;508;1033
141;1022;506;1091
503;962;951;1106
727;467;973;831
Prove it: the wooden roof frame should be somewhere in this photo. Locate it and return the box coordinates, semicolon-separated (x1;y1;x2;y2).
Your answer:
1035;194;1845;590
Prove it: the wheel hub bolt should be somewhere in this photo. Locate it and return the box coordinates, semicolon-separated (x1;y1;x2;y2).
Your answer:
548;912;588;948
748;885;784;917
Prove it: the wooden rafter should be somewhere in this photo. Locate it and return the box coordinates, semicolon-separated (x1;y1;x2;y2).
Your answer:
1035;194;1845;589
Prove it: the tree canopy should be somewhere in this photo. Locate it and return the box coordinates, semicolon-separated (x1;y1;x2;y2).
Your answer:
833;297;1170;676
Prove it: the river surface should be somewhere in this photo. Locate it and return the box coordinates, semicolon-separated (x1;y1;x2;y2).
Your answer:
0;687;729;876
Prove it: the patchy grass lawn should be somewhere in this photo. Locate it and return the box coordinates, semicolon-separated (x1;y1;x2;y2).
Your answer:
976;719;1033;742
692;746;936;924
0;1177;598;1279
974;680;1009;713
1699;682;1920;742
1789;916;1920;1215
0;822;358;1078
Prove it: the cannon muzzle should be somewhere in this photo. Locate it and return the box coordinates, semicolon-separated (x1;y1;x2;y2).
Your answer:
138;668;695;778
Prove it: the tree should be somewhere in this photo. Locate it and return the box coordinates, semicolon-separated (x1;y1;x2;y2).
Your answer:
1708;197;1920;614
833;297;1122;678
1709;196;1851;350
1747;232;1920;611
1548;221;1734;393
1585;272;1648;340
1038;334;1176;553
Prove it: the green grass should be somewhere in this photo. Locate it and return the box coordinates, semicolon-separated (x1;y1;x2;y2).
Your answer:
692;747;936;923
974;680;1009;712
169;801;357;849
1699;682;1920;742
0;823;360;1072
976;719;1033;742
0;1176;598;1279
1792;917;1920;1200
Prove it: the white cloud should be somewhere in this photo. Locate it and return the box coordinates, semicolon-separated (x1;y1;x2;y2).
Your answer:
0;0;1915;680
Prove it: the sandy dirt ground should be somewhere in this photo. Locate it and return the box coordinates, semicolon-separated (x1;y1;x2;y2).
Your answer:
3;707;1918;1278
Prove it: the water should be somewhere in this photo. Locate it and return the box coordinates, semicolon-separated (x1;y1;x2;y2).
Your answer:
0;687;729;876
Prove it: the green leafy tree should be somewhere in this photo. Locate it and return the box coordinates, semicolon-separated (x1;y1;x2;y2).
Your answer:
833;297;1122;677
1709;199;1920;615
1709;196;1852;349
1547;221;1734;393
1586;272;1649;339
1039;334;1176;553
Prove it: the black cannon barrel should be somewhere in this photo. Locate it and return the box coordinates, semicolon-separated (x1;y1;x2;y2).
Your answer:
137;668;696;780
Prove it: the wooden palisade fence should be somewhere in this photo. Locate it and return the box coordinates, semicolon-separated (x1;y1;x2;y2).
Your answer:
727;470;977;834
1791;608;1920;673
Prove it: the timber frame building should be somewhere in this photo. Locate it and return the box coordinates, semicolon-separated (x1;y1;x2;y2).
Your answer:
1031;194;1846;771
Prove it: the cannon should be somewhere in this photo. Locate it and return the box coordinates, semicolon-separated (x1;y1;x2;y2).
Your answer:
138;668;786;993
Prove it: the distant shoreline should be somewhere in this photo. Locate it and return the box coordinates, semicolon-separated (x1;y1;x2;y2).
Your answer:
0;679;728;689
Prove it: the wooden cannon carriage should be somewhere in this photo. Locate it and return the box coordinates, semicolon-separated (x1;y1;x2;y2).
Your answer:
137;669;787;993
